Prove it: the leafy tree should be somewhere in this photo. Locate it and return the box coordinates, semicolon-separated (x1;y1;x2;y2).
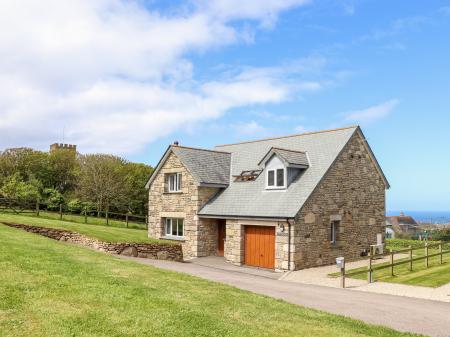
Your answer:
122;162;152;214
48;148;78;193
43;188;65;210
76;154;128;214
0;173;41;202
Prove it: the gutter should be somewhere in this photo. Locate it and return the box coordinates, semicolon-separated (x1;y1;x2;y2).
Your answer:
286;218;294;271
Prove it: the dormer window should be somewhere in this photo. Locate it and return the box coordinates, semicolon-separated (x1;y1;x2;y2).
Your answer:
267;168;286;189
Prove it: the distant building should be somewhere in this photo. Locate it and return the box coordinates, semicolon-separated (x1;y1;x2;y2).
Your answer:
49;143;77;154
386;212;421;238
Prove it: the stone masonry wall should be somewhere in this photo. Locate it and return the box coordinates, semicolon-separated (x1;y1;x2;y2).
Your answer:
2;222;183;261
148;151;220;258
292;131;386;270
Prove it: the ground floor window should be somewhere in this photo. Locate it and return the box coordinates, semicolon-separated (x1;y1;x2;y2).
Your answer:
330;220;339;244
165;218;184;238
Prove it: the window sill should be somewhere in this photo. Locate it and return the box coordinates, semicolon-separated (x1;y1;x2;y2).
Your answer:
161;236;185;242
164;191;183;194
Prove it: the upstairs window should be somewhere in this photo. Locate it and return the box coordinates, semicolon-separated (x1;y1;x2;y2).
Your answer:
165;218;184;238
267;168;286;189
167;173;182;192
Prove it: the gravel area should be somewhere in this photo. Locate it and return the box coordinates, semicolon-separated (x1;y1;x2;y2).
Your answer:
282;255;450;302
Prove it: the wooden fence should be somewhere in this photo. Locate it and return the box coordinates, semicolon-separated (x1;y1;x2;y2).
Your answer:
339;242;450;288
0;197;148;229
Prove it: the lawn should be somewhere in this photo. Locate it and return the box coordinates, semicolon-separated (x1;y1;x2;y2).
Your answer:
0;224;420;337
0;209;146;229
330;242;450;287
0;213;171;245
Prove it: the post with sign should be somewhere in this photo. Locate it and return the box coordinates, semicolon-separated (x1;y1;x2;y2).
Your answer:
336;257;345;288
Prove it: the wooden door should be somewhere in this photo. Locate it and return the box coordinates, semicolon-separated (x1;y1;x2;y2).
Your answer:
217;220;226;257
244;226;275;269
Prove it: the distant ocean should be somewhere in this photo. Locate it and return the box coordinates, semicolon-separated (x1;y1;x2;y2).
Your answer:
387;210;450;224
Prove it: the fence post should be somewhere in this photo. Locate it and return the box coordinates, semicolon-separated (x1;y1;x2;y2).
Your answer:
340;265;345;288
425;242;429;268
145;215;148;230
368;250;373;283
439;242;443;265
35;200;40;217
84;208;88;224
409;245;413;271
126;214;129;228
106;209;109;226
390;249;394;276
59;204;63;220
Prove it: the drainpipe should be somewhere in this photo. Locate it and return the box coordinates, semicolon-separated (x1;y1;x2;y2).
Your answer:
286;218;293;271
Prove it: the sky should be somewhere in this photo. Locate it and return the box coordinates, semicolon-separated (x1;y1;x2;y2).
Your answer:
0;0;449;211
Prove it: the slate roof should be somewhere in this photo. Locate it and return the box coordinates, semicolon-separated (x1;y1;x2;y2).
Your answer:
145;146;230;188
258;147;309;168
198;126;361;218
172;146;231;186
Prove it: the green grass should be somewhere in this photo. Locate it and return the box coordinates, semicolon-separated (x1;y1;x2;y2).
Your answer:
0;209;146;229
0;224;420;337
329;243;450;287
0;213;172;245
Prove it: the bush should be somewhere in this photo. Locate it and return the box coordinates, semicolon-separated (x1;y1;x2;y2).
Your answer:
0;174;41;203
43;188;64;210
67;199;83;213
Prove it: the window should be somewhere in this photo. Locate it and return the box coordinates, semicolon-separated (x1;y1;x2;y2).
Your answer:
168;173;182;192
165;218;184;238
267;168;286;189
330;221;339;244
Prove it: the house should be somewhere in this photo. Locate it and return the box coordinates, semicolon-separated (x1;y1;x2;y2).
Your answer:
386;213;421;238
146;126;389;271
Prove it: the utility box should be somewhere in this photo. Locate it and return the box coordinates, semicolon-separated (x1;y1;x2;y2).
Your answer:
336;257;345;269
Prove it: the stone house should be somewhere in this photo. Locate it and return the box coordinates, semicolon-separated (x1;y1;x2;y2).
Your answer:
146;126;389;271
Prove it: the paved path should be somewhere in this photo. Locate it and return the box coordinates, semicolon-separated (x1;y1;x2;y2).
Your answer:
120;257;450;337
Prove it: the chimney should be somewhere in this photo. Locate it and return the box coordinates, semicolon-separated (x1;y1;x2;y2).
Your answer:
173;140;179;146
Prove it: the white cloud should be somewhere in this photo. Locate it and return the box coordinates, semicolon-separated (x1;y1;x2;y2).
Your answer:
0;0;313;154
294;125;310;133
344;99;399;125
231;121;267;136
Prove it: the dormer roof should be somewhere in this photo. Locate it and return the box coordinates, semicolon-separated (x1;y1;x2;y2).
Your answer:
258;147;309;169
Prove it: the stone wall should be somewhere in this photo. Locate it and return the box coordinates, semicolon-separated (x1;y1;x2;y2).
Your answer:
148;151;220;258
292;131;386;270
3;222;183;261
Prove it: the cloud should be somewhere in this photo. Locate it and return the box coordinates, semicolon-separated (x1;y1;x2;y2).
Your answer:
439;6;450;15
344;99;399;125
231;121;268;136
361;16;429;41
0;0;312;154
294;125;310;133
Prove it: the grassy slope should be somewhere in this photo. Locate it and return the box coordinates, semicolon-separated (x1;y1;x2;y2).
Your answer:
0;209;146;229
0;213;171;245
0;224;420;337
330;244;450;287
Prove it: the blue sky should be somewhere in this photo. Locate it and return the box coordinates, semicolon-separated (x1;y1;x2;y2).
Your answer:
1;0;449;211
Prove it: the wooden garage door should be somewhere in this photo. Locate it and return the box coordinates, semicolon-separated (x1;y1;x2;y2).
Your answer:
244;226;275;269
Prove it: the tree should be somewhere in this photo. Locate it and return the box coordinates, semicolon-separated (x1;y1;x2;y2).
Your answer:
122;162;152;214
76;154;127;214
0;148;50;187
48;149;78;193
0;173;41;202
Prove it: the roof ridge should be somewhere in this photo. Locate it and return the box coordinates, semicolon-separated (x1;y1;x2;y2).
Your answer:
215;125;359;147
271;147;306;154
173;145;231;155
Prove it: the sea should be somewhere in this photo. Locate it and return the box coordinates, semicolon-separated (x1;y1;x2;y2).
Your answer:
387;210;450;224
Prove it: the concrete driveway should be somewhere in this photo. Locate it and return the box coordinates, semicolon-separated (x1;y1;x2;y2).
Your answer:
120;256;450;337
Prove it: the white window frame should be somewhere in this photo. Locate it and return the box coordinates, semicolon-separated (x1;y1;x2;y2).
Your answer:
168;172;182;192
266;168;286;189
330;221;339;244
165;218;184;238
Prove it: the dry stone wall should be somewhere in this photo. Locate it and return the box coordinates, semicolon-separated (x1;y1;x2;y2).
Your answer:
2;222;183;261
